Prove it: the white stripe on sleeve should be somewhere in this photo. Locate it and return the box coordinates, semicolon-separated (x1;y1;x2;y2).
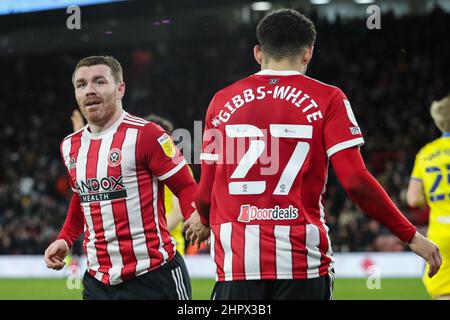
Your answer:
200;153;219;161
326;137;364;158
157;160;187;180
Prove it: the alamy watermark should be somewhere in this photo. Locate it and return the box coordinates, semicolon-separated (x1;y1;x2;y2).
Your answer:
366;5;381;30
66;264;82;290
67;5;81;30
172;121;282;174
366;265;382;290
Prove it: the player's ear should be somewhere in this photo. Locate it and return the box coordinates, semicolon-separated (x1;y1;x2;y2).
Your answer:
117;82;125;99
302;46;314;65
254;45;263;65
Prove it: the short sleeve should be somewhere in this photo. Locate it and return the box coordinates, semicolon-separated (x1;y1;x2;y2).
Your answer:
60;138;78;193
411;152;423;180
141;123;187;181
323;89;365;157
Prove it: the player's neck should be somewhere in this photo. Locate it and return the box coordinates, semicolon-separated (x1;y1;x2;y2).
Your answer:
262;61;306;74
89;105;123;134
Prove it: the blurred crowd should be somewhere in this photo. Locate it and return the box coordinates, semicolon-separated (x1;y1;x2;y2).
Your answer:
0;7;448;254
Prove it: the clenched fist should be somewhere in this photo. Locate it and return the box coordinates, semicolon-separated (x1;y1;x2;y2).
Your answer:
44;239;70;270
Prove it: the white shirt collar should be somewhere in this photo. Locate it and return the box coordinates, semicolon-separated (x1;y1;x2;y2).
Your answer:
255;69;302;76
83;110;126;139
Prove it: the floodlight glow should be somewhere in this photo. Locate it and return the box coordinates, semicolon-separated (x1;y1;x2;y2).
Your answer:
0;0;126;16
251;2;272;11
310;0;331;4
354;0;375;4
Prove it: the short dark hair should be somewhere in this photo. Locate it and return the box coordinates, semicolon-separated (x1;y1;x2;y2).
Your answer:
72;55;123;84
144;114;174;133
256;9;316;61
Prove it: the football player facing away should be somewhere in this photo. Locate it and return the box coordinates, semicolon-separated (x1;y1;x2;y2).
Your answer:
185;9;441;300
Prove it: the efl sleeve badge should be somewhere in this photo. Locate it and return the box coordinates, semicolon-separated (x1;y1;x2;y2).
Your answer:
157;133;177;158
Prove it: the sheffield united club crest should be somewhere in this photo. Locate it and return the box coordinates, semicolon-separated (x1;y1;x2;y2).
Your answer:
108;148;122;167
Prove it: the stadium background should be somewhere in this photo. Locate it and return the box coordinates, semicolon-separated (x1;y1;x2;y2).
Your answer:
0;0;449;299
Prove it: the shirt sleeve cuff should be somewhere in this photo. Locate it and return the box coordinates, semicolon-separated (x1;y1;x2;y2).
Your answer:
199;214;210;226
56;236;72;249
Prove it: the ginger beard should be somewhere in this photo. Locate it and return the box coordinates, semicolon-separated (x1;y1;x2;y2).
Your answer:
78;92;118;127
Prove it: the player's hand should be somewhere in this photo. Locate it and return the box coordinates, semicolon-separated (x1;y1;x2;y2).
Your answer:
184;211;210;249
408;231;442;278
44;239;69;270
71;109;85;132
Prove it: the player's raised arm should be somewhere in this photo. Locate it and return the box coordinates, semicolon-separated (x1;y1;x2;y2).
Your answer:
331;146;442;277
71;109;85;132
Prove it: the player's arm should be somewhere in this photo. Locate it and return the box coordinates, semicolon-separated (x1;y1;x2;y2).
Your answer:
194;156;215;226
323;89;414;241
45;192;84;270
331;147;416;241
142;123;197;220
406;178;426;208
71;109;85;132
45;147;84;270
184;96;219;246
184;160;214;247
56;192;84;247
160;165;197;220
331;147;441;277
406;154;426;208
192;95;219;226
56;145;85;247
183;156;214;247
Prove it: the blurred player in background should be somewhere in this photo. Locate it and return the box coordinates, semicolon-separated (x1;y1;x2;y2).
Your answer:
185;9;441;300
407;95;450;300
45;56;196;299
71;110;186;255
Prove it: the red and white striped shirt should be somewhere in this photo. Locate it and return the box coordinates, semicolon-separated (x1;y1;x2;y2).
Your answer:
60;111;187;285
198;70;365;281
